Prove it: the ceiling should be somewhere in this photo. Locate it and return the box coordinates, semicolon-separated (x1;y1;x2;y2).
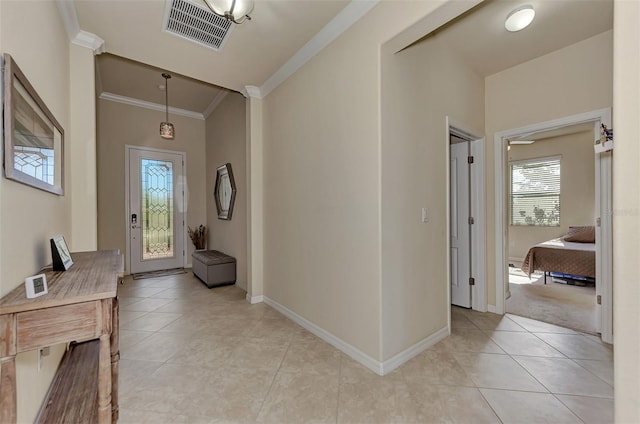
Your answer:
84;0;613;116
96;53;228;115
428;0;613;77
77;0;349;92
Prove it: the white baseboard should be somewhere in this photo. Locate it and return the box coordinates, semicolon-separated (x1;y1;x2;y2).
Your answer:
246;294;264;304
381;326;449;374
487;304;497;313
263;296;449;376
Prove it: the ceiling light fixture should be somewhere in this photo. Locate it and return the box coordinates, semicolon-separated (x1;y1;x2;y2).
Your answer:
203;0;254;24
505;5;535;32
160;73;175;140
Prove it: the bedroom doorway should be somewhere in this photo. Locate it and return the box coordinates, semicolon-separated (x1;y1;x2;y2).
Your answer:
494;108;613;343
447;118;486;312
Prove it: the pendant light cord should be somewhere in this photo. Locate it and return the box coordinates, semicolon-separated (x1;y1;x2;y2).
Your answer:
162;73;171;122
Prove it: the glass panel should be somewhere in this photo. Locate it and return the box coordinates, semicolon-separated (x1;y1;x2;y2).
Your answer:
141;159;174;260
13;78;57;184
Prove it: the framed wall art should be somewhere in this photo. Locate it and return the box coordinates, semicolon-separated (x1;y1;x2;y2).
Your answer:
3;54;64;195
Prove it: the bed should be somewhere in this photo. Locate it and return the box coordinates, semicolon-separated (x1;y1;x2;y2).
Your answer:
520;226;596;284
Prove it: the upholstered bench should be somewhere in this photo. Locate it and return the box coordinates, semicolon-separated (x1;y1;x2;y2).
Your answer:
192;250;236;288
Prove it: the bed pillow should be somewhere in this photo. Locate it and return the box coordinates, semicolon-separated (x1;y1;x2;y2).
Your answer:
563;226;595;243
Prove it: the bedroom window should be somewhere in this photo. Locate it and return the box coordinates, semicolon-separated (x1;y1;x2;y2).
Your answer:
510;156;560;226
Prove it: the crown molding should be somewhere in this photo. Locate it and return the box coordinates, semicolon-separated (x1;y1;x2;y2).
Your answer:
259;0;380;97
241;86;262;99
203;90;230;118
56;0;105;54
56;0;80;40
73;31;106;54
99;92;205;120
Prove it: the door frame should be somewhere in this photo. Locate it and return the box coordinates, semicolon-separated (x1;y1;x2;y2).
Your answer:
493;108;613;343
446;117;487;319
124;145;188;275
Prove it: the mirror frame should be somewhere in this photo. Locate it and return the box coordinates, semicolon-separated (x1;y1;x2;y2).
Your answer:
214;163;237;220
3;54;65;195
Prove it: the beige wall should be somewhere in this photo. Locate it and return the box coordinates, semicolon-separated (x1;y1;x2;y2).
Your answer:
508;131;595;260
205;93;248;289
96;100;207;269
69;44;98;252
380;37;484;359
613;1;640;421
262;1;447;361
485;30;613;307
0;1;73;422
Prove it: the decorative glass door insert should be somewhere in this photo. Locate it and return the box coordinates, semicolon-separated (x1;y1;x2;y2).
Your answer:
141;159;174;259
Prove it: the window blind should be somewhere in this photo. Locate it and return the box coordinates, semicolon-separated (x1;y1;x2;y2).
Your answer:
510;157;560;226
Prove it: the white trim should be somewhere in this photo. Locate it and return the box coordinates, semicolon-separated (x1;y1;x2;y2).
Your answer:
56;0;105;54
203;91;229;118
242;86;262;99
487;304;497;313
381;327;449;374
73;31;105;54
124;145;187;274
264;296;382;374
56;0;80;40
245;294;264;304
99;92;205;120
493;108;613;343
259;0;380;97
264;296;447;375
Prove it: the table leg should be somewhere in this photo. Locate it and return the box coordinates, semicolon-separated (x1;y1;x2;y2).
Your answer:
110;298;120;423
0;356;17;423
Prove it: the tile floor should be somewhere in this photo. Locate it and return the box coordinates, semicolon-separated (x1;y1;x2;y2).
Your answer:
117;272;614;423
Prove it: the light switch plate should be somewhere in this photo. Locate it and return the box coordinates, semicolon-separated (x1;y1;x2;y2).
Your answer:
421;208;428;223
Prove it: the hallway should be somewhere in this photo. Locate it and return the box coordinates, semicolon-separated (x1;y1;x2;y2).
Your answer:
117;272;613;423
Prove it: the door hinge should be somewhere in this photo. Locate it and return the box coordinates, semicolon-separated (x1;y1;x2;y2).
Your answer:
468;217;475;225
596;217;601;227
467;156;474;164
469;277;475;286
597;295;602;305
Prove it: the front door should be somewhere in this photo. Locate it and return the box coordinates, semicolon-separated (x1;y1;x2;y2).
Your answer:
127;147;185;274
450;141;472;307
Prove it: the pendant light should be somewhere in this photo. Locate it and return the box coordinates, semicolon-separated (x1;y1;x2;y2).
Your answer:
160;73;175;139
204;0;254;24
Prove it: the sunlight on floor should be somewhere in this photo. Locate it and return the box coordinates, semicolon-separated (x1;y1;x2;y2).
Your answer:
508;267;543;285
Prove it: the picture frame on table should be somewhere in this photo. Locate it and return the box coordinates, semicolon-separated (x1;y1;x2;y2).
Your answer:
51;235;73;271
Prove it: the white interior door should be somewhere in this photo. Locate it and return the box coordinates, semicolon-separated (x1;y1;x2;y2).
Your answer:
127;147;185;274
450;142;472;308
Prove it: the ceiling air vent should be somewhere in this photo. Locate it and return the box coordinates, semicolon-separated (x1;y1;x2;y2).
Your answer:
163;0;234;51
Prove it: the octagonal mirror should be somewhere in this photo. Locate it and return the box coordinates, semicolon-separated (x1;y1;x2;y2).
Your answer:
214;163;236;220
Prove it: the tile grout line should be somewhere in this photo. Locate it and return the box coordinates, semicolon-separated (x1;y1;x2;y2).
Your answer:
253;327;295;421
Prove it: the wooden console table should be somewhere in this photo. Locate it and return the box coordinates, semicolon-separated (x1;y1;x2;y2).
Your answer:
0;250;123;423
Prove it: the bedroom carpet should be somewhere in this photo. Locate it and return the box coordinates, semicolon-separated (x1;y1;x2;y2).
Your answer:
506;268;597;335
